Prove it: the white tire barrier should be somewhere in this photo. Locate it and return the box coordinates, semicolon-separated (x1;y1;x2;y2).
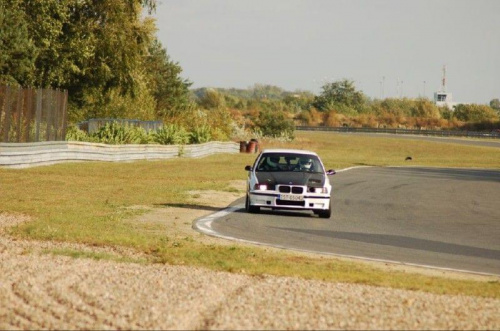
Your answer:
0;141;239;168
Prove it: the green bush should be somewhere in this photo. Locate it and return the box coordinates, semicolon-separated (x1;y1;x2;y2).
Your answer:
92;122;130;144
153;124;190;145
127;126;153;144
65;126;96;142
453;104;499;122
256;110;295;139
190;125;212;144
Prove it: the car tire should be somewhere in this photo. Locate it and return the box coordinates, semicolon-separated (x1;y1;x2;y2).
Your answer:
318;202;332;219
246;194;260;213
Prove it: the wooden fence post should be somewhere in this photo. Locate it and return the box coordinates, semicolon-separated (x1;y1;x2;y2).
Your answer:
61;90;68;141
0;86;4;141
2;86;11;143
22;88;33;142
35;88;42;142
15;87;23;142
45;89;52;141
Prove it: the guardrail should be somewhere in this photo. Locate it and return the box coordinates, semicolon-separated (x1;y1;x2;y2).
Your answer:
0;141;239;168
296;126;500;139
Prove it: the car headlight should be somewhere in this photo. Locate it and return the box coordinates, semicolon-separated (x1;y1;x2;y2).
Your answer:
254;184;267;191
309;187;328;193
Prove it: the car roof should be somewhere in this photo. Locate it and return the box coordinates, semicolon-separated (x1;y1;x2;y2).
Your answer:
260;149;319;157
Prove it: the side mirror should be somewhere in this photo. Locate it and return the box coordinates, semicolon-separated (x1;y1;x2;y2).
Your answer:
326;169;336;175
245;165;252;171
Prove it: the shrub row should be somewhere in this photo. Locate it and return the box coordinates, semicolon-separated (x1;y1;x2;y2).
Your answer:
65;122;216;145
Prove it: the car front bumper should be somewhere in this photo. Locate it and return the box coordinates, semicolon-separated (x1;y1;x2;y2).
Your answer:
248;191;331;210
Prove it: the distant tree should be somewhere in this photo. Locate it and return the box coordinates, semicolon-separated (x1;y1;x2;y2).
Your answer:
410;99;441;119
256;109;295;138
1;0;176;122
145;39;192;118
490;98;500;112
251;84;285;100
378;98;413;117
313;79;366;112
453;104;499;122
197;88;226;109
0;0;37;85
283;91;314;113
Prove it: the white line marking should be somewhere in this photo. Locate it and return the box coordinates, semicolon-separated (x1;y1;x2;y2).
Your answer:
193;166;500;277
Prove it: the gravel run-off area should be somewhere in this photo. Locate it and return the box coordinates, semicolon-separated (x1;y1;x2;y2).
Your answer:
1;209;499;330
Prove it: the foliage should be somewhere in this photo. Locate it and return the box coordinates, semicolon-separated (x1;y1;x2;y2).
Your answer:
66;122;153;144
410;99;441;119
0;0;36;86
152;124;190;145
65;125;97;142
145;39;192;119
313;79;366;112
206;107;233;141
197;88;226;109
65;121;231;145
189;125;212;144
0;0;192;123
453;104;499;122
490;98;500;112
255;109;295;139
91;122;149;144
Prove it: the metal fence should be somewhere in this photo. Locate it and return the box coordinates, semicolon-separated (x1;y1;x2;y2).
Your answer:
78;118;163;134
0;85;68;143
296;126;500;139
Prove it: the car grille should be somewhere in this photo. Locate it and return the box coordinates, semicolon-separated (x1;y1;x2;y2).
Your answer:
276;200;305;207
278;186;304;194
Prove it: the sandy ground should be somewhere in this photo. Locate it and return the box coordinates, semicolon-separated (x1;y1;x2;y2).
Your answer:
1;183;499;330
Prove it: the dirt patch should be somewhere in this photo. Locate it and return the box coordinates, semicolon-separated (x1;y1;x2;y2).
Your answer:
129;181;245;246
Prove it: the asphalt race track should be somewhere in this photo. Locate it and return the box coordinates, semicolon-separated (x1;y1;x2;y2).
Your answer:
334;132;500;149
202;167;500;275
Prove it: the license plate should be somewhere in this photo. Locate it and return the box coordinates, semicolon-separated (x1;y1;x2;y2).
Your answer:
280;194;303;201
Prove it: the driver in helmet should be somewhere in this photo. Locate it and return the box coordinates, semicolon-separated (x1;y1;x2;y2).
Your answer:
298;157;314;171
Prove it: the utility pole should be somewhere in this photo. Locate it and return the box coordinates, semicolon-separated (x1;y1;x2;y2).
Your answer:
382;76;385;99
442;65;447;92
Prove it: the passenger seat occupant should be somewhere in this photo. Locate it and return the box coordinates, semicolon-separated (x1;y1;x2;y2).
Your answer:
267;156;280;170
258;156;280;171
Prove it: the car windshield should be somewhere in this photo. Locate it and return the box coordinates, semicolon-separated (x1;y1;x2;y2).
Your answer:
256;153;324;173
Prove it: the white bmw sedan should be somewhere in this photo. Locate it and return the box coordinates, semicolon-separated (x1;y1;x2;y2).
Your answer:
244;149;335;218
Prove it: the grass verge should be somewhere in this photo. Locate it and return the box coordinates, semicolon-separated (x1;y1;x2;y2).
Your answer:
1;131;499;298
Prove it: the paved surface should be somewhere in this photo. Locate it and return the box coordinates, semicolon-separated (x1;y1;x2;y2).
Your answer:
209;167;500;275
336;132;500;148
1;213;499;330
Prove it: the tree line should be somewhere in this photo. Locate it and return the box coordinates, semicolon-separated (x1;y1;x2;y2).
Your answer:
192;80;500;136
1;0;191;123
1;1;499;142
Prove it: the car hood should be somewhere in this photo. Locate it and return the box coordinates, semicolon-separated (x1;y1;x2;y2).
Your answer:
256;171;326;187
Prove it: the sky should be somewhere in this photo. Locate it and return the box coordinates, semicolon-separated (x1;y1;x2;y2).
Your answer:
152;0;500;104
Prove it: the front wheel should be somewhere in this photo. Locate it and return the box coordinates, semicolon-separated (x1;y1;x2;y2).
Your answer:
245;194;260;213
317;202;332;219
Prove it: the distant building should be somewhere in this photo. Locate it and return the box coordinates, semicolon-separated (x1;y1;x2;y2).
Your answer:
434;91;458;110
433;65;459;110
